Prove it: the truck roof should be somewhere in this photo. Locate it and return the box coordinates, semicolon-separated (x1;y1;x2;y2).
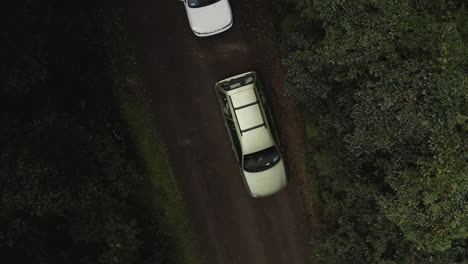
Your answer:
228;85;274;154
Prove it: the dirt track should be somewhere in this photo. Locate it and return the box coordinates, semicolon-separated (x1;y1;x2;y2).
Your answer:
126;1;309;263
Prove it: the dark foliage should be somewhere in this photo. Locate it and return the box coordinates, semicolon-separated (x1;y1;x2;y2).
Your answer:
284;0;468;263
0;1;176;263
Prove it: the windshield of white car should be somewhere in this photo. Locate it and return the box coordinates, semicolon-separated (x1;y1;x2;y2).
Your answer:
187;0;221;8
243;146;281;173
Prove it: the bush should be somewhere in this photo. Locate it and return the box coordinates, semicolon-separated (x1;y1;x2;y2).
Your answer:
284;0;468;263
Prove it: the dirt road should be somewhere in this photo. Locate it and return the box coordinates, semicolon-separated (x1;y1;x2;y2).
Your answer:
126;1;309;263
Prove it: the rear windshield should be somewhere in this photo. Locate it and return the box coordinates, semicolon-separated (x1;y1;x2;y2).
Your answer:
187;0;221;8
220;73;255;91
243;146;281;172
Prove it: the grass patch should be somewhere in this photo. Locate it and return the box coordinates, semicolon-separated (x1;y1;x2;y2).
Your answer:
119;86;202;264
99;2;202;264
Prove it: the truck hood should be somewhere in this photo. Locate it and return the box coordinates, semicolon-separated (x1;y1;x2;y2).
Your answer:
185;0;232;35
243;160;287;197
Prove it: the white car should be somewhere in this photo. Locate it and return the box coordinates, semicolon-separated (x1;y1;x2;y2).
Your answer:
215;72;287;197
180;0;233;37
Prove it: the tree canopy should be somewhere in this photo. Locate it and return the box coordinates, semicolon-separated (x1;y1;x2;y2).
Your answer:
284;0;467;262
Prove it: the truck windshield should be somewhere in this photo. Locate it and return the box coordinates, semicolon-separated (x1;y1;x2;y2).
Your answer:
243;146;281;172
187;0;221;8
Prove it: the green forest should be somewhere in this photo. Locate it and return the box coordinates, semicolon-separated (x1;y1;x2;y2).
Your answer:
0;1;185;263
283;0;467;263
2;0;467;263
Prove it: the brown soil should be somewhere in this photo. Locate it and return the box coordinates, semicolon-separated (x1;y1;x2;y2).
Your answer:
125;0;315;263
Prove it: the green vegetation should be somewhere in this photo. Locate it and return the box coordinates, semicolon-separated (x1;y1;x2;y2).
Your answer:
118;95;201;264
283;0;468;263
0;0;199;263
101;4;201;263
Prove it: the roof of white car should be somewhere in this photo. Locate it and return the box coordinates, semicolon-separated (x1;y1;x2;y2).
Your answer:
229;85;256;108
228;85;274;154
241;127;274;154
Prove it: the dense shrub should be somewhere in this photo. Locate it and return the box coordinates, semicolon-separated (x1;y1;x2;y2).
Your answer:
284;0;468;263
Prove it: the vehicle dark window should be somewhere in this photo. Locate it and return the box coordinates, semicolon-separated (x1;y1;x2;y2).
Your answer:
243;146;281;172
227;119;242;160
219;93;232;117
187;0;221;8
256;81;266;104
221;73;255;91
